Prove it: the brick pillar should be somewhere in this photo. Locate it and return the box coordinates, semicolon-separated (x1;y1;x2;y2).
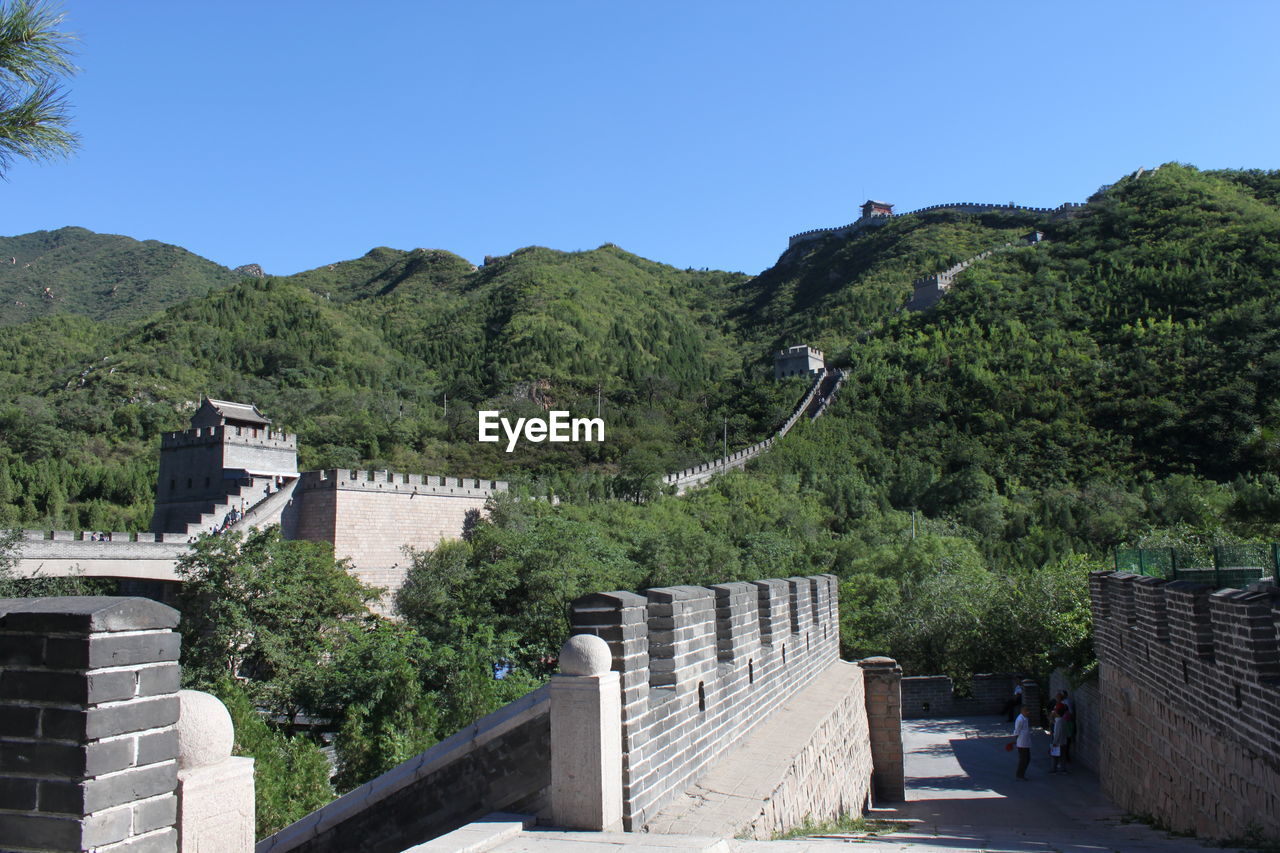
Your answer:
858;656;904;803
1020;678;1042;725
550;635;622;832
0;596;181;852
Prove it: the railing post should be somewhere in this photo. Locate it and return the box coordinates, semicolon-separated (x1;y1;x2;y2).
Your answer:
550;634;622;831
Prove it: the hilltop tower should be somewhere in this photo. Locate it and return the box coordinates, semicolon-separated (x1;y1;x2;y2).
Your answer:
860;200;894;219
773;345;825;380
150;399;298;535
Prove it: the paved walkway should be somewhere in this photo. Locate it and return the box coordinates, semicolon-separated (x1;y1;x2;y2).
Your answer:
421;717;1243;852
742;716;1244;852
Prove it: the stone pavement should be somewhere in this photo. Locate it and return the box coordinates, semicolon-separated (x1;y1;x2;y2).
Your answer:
420;717;1245;852
735;716;1246;852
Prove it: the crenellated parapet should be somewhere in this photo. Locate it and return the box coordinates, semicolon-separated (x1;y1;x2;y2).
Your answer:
1088;571;1280;840
296;469;507;498
569;574;841;831
159;424;297;450
788;200;1083;248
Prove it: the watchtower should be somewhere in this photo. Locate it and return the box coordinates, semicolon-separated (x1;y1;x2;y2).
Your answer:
860;200;894;219
773;345;825;380
150;398;298;534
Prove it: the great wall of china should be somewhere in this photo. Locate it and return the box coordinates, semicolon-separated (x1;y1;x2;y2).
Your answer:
10;199;1067;591
787;199;1083;248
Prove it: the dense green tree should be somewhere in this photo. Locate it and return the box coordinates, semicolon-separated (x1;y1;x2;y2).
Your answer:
175;526;375;718
210;680;333;838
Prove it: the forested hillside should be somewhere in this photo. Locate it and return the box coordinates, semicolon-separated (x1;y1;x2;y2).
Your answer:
3;165;1279;542
0;226;242;325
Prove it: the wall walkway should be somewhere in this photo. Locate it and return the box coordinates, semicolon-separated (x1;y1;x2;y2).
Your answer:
664;369;846;494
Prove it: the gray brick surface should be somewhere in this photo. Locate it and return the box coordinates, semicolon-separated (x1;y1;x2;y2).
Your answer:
82;761;177;812
136;665;180;698
85;696;179;740
0;597;178;634
0;811;80;851
135;729;177;766
131;793;177;835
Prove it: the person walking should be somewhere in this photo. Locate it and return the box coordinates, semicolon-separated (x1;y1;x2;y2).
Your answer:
1011;705;1033;779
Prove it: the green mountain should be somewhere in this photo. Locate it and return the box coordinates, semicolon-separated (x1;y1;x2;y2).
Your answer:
0;226;243;325
4;164;1280;561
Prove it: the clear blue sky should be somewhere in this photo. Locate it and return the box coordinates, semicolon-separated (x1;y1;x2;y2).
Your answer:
5;1;1278;276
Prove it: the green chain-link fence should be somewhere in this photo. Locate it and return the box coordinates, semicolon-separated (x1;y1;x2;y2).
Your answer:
1114;544;1277;588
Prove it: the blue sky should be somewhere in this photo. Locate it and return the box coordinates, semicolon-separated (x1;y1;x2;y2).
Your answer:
5;1;1278;276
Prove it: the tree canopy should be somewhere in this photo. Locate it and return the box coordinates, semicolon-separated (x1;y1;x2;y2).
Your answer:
0;0;77;174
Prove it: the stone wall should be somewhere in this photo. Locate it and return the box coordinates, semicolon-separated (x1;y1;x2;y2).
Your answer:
665;369;839;494
152;426;297;533
900;673;1020;719
1049;669;1100;772
788;200;1083;248
257;686;551;853
286;469;506;596
569;575;843;831
261;573;898;851
12;531;188;582
647;658;877;840
1090;571;1280;841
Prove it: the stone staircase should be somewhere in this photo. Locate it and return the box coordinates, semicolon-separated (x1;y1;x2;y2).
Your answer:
178;476;293;539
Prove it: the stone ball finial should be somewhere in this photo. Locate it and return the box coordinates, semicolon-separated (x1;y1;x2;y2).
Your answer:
176;689;235;769
559;634;612;676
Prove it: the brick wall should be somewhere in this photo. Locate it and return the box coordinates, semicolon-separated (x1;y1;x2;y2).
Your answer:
287;469;505;598
569;574;843;831
1090;571;1280;840
1049;669;1100;771
13;533;188;583
900;673;1020;719
0;597;182;852
257;686;550;853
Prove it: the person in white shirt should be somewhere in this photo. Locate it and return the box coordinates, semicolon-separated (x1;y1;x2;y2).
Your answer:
1012;705;1032;779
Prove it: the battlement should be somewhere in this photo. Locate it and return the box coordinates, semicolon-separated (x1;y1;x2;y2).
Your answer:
665;368;835;491
296;468;508;498
788;200;1084;248
160;424;297;450
1090;571;1280;682
569;574;841;830
1088;571;1280;839
22;529;191;544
